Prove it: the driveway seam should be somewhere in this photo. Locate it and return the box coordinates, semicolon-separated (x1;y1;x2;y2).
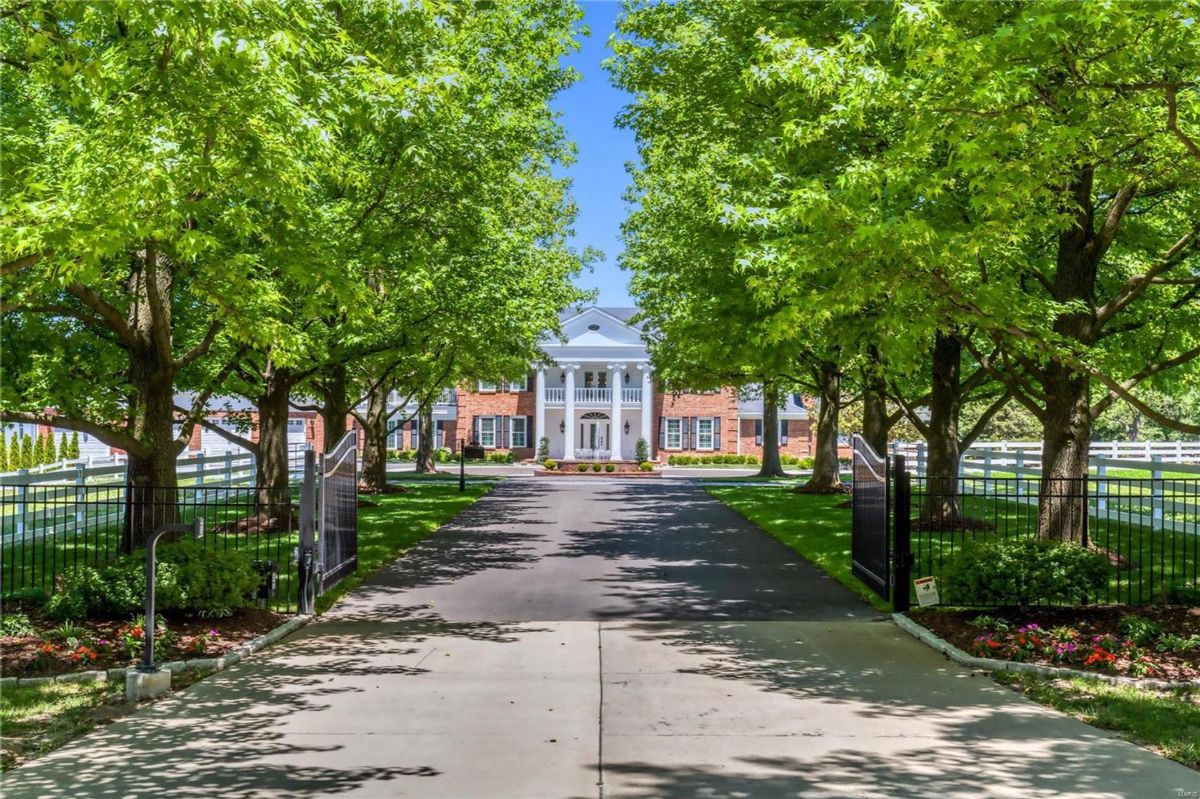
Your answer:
597;620;605;799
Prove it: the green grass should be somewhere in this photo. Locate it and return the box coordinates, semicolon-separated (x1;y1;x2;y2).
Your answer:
315;481;491;612
994;672;1200;770
0;679;123;771
706;487;889;611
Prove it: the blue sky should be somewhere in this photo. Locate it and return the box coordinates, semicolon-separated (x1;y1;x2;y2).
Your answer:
553;0;638;306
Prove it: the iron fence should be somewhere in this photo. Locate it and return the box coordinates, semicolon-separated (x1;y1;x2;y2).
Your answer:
906;472;1200;606
0;483;300;613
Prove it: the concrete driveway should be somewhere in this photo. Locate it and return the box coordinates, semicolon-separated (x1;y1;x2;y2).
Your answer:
2;480;1194;798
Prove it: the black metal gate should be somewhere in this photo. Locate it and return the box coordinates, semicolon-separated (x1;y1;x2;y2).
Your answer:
318;431;358;594
851;434;890;601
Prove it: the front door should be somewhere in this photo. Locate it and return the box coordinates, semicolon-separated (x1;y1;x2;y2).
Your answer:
583;420;607;450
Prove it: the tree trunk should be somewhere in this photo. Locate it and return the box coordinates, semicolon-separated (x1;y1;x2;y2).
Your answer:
320;364;351;453
254;363;292;507
921;333;964;526
1037;364;1092;544
799;362;845;492
359;382;390;491
415;401;436;473
122;249;180;551
757;382;787;478
861;370;890;456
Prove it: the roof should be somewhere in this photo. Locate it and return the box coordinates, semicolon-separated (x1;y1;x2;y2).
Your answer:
738;391;811;419
558;306;642;330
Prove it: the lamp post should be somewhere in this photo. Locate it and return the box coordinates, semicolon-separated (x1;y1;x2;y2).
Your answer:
459;438;466;492
141;518;204;673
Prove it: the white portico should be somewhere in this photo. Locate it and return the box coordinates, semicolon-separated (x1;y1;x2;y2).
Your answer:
536;307;652;461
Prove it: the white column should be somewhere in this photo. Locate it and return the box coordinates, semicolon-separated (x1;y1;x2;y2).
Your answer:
638;363;653;459
609;363;624;460
535;367;546;458
563;364;577;459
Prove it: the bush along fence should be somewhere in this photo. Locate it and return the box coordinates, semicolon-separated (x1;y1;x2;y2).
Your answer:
0;433;358;617
851;435;1199;610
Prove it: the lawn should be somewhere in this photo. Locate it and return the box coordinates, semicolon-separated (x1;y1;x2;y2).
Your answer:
994;672;1200;771
705;487;889;611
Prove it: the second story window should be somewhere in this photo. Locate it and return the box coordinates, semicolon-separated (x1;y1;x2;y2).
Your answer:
478;381;497;393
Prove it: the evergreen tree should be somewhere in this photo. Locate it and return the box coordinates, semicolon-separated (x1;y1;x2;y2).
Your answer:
7;434;18;471
59;433;70;462
19;434;33;469
69;432;80;460
46;433;58;464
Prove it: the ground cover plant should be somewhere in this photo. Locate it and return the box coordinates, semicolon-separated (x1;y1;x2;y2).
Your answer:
914;607;1200;681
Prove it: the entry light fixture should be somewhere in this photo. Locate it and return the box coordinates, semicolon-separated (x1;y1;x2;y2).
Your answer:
559;420;565;433
624;420;630;435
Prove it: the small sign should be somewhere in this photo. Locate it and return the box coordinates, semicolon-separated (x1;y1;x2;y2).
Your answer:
914;576;940;607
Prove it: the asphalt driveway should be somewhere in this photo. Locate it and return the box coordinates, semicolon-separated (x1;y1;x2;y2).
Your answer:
2;479;1193;799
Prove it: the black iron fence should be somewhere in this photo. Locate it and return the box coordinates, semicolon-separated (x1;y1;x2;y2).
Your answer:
1;483;299;612
909;471;1200;606
851;440;1200;609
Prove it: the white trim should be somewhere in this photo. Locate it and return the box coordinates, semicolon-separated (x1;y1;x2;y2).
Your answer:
557;307;640;330
696;417;714;451
478;381;497;393
510;416;528;449
479;416;497;448
665;417;682;450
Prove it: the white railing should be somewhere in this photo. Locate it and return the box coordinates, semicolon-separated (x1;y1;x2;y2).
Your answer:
574;388;611;404
891;440;1200;475
545;387;565;403
621;388;642;404
0;444;312;489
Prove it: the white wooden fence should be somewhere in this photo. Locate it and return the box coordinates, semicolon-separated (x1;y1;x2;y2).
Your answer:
889;440;1200;536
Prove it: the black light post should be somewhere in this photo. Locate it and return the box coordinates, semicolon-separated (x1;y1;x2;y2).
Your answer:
140;518;204;672
459;438;466;492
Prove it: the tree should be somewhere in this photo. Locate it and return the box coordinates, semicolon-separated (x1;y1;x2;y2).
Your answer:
19;434;32;469
1;2;357;547
68;431;79;460
58;433;69;462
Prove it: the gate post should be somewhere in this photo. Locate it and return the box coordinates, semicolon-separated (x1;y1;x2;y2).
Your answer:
296;448;317;615
892;455;913;613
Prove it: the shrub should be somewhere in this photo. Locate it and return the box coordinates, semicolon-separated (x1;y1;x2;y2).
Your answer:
937;538;1111;609
639;461;654;472
543;459;558;470
577;463;588;472
160;539;260;617
745;455;759;465
797;456;815;470
433;447;454;463
635;438;649;463
537;436;551;463
486;451;516;463
604;463;615;473
591;463;602;472
0;612;37;637
667;455;677;466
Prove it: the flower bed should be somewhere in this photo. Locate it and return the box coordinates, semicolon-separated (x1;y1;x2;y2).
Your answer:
0;609;282;679
911;606;1200;681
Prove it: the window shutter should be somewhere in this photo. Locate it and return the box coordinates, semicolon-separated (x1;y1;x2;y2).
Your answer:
472;415;479;444
501;415;509;448
780;420;789;446
526;413;533;445
755;419;763;446
682;417;690;450
659;416;666;449
713;417;721;451
435;420;443;448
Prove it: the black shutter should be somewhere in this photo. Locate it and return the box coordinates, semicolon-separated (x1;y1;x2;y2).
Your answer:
659;416;666;449
780;419;789;446
713;417;721;451
471;415;479;445
500;415;509;448
682;417;690;450
526;413;533;445
755;419;763;446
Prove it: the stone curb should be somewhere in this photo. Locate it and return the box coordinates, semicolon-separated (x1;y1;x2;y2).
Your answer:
3;614;312;689
892;612;1200;690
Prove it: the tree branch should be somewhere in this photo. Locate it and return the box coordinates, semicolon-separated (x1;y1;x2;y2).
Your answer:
961;391;1012;449
1166;84;1200;162
176;407;258;453
1096;223;1200;325
175;320;222;370
0;409;147;457
65;282;136;345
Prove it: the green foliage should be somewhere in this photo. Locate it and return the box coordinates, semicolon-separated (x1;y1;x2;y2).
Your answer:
1118;616;1163;646
639;461;654;472
159;540;259;618
576;463;588;473
604;463;615;473
543;459;558;471
591;463;602;472
485;451;516;464
938;539;1112;608
68;432;80;460
635;437;649;463
0;613;37;637
537;437;551;463
1156;634;1200;655
19;435;32;470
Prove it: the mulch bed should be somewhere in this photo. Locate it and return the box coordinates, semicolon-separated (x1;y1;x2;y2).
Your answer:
912;606;1200;681
0;608;283;679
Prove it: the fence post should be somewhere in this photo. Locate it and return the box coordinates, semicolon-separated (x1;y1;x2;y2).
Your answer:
1096;460;1108;513
195;453;204;487
1014;452;1025;498
983;449;993;492
1151;455;1163;531
75;464;86;526
892;454;912;613
297;449;317;615
224;451;233;486
15;471;28;538
916;442;926;477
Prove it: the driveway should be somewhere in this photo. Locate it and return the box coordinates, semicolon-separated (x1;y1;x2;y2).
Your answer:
2;480;1193;798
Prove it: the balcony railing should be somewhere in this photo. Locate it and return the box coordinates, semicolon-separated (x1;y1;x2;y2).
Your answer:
543;387;644;405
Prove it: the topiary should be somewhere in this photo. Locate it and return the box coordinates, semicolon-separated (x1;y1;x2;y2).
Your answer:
937;537;1111;610
635;437;649;463
639;461;654;472
591;462;602;472
543;459;557;470
577;463;588;472
604;463;615;473
537;437;551;463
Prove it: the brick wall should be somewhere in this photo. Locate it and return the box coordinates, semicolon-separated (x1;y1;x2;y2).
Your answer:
455;380;538;459
737;418;815;459
652;388;740;457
